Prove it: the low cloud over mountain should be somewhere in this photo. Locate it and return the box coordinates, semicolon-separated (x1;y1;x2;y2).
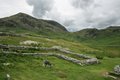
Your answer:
0;0;120;31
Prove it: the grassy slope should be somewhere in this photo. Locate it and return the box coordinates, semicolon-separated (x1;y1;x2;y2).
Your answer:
0;53;120;80
73;27;120;57
0;35;96;53
80;34;120;57
0;13;119;80
0;34;120;80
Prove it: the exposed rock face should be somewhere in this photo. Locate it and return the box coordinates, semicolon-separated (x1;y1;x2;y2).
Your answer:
114;65;120;75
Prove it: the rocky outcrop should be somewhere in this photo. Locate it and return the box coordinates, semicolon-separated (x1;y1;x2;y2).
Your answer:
106;65;120;80
114;65;120;75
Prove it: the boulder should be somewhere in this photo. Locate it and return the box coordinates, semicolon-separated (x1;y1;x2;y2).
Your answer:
6;74;10;80
114;65;120;75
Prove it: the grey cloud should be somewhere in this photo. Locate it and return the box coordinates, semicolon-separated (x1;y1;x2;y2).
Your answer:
71;0;95;9
71;0;120;30
26;0;54;18
26;0;120;31
63;20;74;27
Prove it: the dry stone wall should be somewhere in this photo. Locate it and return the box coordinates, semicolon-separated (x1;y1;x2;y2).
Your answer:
0;44;100;66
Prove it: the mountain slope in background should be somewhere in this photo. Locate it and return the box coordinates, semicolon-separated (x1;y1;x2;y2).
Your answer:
74;26;120;57
0;13;67;33
0;12;119;39
75;26;120;38
0;13;119;57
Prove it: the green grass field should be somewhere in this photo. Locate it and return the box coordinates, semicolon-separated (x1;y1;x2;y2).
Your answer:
0;53;120;80
0;33;120;80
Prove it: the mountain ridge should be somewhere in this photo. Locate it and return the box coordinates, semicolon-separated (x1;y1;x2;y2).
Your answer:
0;13;68;33
0;12;120;39
75;26;120;38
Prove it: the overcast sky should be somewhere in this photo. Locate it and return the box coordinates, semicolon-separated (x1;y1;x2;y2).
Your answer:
0;0;120;31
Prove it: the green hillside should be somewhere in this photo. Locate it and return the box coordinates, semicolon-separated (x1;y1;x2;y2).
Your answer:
0;33;120;80
73;26;120;57
0;13;120;80
0;13;67;33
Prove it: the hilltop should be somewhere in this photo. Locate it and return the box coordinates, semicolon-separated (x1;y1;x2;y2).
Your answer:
0;13;67;34
75;26;120;38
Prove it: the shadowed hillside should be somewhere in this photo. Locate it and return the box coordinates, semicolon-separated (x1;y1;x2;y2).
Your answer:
0;13;67;33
